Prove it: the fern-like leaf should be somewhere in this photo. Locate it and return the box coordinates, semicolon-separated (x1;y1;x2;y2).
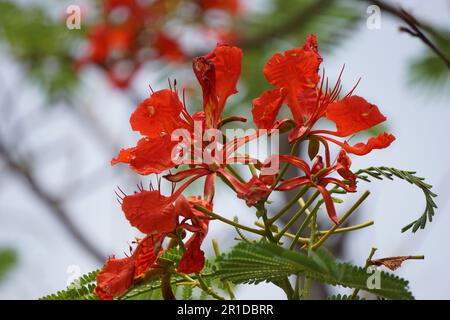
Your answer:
216;242;413;300
356;167;438;233
40;270;99;300
328;294;362;300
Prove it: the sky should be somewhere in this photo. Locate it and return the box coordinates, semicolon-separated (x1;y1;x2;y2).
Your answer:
0;0;449;299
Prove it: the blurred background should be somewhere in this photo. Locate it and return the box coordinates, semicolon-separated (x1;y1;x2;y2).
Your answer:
0;0;449;299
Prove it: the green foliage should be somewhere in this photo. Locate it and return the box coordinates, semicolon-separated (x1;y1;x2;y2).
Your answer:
328;294;362;300
356;167;438;233
216;241;413;300
0;1;83;100
40;270;99;300
408;30;450;95
181;284;193;300
0;248;17;283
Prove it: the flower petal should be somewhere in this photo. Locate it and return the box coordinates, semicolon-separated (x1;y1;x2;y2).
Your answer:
276;176;310;191
153;32;185;62
134;235;164;277
121;190;177;234
237;176;272;207
193;44;242;128
316;185;339;224
263;47;321;91
130;89;184;138
207;44;242;118
178;233;206;274
112;135;178;175
95;255;135;300
336;150;357;189
326;96;387;137
302;34;323;64
342;132;396;156
252;89;286;129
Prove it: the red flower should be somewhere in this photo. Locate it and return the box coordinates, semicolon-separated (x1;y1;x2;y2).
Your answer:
193;44;243;128
121;190;178;235
95;235;163;300
252;34;395;162
130;89;185;138
217;169;273;206
111;135;178;175
274;150;357;224
200;0;240;14
120;189;212;275
153;32;185;62
175;196;211;274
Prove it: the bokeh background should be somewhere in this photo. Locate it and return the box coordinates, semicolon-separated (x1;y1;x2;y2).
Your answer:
0;0;449;299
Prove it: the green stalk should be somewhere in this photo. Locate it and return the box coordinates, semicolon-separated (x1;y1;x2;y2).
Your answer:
193;204;265;236
195;272;225;300
274;191;320;242
312;191;370;250
317;221;374;235
289;201;321;249
225;164;245;183
271;139;301;188
350;247;378;300
268;186;309;224
302;208;317;300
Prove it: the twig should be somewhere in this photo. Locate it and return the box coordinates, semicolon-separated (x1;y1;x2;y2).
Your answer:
398;9;450;68
350;247;377;299
0;140;105;262
368;0;450;68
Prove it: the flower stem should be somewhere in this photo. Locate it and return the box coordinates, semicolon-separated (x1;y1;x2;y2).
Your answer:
225;164;245;183
317;220;374;235
274;191;320;242
302;207;317;300
289;201;321;250
248;163;257;177
268;186;309;224
271;139;301;188
161;271;176;300
195;272;226;300
311;191;370;250
193;204;265;236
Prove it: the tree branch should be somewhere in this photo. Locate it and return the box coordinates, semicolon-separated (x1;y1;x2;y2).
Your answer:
0;139;105;263
367;0;450;68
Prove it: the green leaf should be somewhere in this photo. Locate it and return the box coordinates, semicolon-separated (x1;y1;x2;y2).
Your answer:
40;270;99;300
0;249;17;283
182;285;193;300
356;167;438;233
216;242;413;300
328;294;362;300
0;2;83;100
408;30;450;95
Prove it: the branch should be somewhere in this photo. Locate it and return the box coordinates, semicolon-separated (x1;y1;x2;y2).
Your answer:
398;10;450;68
0;139;105;263
368;0;450;68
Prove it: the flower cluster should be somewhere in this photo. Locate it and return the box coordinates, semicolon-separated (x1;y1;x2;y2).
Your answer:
77;0;240;88
94;34;395;299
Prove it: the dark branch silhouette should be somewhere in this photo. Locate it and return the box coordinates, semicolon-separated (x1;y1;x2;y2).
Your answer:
0;139;105;263
368;0;449;68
